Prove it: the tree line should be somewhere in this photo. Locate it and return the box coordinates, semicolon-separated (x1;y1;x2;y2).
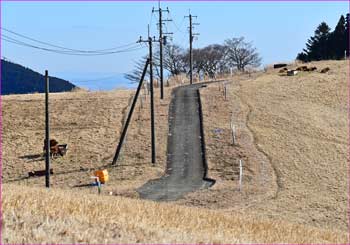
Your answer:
297;13;350;62
125;37;261;82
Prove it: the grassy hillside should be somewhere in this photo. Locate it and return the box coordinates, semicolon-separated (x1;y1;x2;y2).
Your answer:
2;60;349;243
2;184;347;244
1;59;76;95
176;60;349;233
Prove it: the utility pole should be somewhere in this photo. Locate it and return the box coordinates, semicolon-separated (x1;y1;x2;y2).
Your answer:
152;5;172;99
138;35;158;164
185;12;199;84
112;59;150;165
45;70;50;188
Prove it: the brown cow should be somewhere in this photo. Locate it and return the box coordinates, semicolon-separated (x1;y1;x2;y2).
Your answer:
320;67;330;73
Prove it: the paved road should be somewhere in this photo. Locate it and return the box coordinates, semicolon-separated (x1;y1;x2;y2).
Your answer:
137;83;215;201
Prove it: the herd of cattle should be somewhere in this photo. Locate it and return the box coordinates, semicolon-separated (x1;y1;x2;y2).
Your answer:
274;63;330;76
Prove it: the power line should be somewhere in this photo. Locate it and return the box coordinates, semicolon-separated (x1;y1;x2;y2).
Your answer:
2;34;144;56
168;13;186;34
1;27;140;53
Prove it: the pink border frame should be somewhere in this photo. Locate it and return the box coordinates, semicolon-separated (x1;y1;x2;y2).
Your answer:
0;1;349;244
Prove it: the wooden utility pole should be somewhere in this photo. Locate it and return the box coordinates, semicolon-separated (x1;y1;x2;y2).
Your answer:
138;35;158;164
153;5;172;99
112;59;150;165
185;12;199;84
45;70;50;188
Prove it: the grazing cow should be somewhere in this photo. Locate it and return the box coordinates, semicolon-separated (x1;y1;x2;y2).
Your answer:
43;139;68;158
287;70;298;76
296;66;308;71
307;67;317;71
279;67;288;73
320;67;330;73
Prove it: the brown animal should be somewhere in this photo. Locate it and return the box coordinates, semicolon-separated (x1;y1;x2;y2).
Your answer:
305;66;317;71
320;67;330;73
279;67;288;73
296;66;308;71
43;139;68;158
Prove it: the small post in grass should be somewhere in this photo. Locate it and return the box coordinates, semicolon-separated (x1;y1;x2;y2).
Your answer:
91;176;101;194
224;83;227;100
239;159;243;192
230;116;236;145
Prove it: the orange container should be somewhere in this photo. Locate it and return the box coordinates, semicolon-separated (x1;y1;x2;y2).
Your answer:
94;169;109;184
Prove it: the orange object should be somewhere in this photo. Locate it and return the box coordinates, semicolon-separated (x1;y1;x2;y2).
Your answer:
94;169;109;184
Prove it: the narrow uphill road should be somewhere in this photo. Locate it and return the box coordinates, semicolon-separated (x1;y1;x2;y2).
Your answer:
137;83;215;201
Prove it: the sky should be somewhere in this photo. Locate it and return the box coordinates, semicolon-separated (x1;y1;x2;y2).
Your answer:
1;1;348;90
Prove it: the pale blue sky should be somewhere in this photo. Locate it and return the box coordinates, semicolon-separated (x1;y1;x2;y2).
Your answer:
1;1;348;90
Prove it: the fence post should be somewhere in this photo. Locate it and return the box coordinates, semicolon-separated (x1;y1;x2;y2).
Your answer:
224;83;227;100
231;122;236;145
230;113;236;145
239;159;243;192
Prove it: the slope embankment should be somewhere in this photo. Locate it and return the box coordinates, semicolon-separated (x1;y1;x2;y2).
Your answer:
2;184;347;244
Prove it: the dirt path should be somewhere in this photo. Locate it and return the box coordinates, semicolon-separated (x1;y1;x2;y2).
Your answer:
137;83;215;201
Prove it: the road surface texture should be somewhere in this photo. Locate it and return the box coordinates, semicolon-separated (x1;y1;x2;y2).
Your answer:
137;83;216;201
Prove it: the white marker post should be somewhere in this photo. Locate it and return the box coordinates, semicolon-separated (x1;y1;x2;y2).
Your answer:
230;115;236;145
231;122;236;145
140;91;143;109
239;159;243;192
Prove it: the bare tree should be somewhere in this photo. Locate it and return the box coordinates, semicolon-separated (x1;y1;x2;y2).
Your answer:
154;44;186;76
182;48;205;77
224;37;261;71
200;44;227;78
124;55;160;83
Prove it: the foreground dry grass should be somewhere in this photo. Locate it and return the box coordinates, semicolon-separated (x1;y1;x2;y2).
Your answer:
2;184;348;244
177;60;349;234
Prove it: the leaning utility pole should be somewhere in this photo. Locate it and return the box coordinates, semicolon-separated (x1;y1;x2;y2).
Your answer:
138;35;157;164
152;5;172;99
185;12;199;84
112;59;150;165
44;70;50;188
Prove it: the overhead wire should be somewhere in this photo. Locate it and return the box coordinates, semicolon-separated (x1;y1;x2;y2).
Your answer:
1;34;144;56
168;13;186;34
1;27;140;53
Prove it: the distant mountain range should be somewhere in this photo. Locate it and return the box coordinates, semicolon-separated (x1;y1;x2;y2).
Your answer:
1;59;77;95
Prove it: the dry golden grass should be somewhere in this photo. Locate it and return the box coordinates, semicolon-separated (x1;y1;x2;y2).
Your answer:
176;60;349;234
2;83;175;197
2;184;348;244
2;61;349;243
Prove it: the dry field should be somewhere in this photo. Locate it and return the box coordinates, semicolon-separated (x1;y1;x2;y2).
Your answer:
176;60;349;234
2;184;348;244
1;60;349;243
2;82;174;197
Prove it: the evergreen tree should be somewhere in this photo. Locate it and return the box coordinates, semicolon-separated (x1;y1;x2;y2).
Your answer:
329;15;346;59
303;22;331;61
296;52;308;62
346;13;350;57
297;14;350;61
